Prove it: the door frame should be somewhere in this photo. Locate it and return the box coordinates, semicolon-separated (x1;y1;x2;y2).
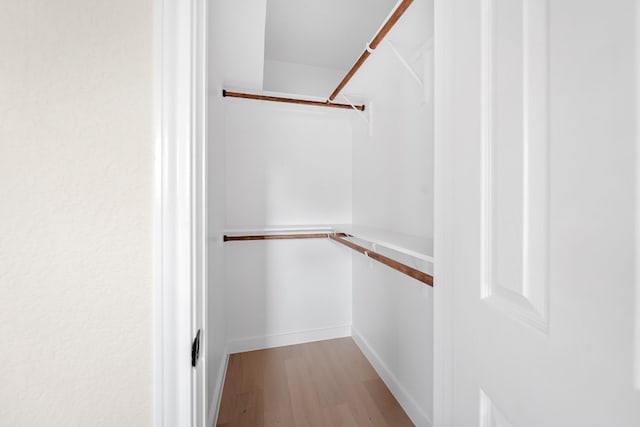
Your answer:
154;0;208;426
433;0;455;425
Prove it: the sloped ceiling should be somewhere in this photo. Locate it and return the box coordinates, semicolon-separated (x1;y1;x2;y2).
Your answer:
264;0;398;71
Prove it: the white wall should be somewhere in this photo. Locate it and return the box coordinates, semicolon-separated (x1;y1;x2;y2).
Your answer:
225;239;352;351
352;254;433;422
263;59;343;98
223;100;353;350
224;101;352;228
205;0;233;424
0;1;153;425
345;0;435;424
348;0;434;237
206;1;269;421
218;0;267;91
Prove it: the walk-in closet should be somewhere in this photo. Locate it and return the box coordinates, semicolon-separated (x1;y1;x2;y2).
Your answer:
205;0;434;425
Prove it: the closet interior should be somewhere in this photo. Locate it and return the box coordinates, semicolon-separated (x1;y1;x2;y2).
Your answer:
206;0;434;424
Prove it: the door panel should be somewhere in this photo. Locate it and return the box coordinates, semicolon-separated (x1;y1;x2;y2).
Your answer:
480;0;549;332
435;0;640;425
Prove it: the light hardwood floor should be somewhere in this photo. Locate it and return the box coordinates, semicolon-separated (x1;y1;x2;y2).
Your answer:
216;337;414;426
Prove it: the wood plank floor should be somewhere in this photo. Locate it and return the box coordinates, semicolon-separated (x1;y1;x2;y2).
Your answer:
216;337;414;427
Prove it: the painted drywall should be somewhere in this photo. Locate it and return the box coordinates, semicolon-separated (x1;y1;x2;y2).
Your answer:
264;0;396;70
263;59;343;98
345;0;435;424
223;100;353;349
205;0;229;424
225;239;352;351
219;0;267;91
206;1;269;422
224;101;353;229
0;1;153;426
351;249;434;425
347;0;434;237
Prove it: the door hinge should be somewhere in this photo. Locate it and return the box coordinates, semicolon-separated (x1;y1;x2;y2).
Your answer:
191;329;201;368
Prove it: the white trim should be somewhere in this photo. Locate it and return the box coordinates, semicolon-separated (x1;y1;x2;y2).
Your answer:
635;0;640;392
191;0;208;425
154;0;193;424
206;354;229;427
155;0;207;425
433;0;455;425
226;326;352;355
351;327;432;427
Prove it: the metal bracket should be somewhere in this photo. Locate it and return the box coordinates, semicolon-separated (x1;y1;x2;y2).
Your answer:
384;38;434;105
384;39;424;88
340;93;374;136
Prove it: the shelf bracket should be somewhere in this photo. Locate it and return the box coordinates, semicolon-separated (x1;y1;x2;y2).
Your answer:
384;39;424;88
384;38;433;105
340;93;373;136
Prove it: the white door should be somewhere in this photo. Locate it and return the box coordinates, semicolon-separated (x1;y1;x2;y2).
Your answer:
434;0;640;425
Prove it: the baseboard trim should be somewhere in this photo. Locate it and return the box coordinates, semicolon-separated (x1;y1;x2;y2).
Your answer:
206;353;229;427
351;327;432;427
226;325;352;354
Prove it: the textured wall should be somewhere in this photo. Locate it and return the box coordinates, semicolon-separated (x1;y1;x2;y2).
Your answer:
0;1;154;425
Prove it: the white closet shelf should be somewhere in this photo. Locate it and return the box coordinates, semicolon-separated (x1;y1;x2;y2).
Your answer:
222;224;433;286
222;224;433;263
223;225;335;236
332;224;433;263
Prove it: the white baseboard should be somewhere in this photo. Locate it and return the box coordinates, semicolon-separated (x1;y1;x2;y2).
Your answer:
206;353;229;427
351;327;432;427
226;325;352;354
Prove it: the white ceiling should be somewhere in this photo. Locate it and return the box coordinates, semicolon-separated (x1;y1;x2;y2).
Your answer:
264;0;398;71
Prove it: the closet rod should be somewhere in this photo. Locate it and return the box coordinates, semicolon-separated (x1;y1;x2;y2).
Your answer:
328;0;414;101
224;233;330;242
329;233;433;287
222;90;365;111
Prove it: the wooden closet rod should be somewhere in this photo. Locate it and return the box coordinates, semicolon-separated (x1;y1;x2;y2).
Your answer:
222;90;365;111
223;231;433;286
224;233;330;242
329;233;433;287
328;0;414;101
